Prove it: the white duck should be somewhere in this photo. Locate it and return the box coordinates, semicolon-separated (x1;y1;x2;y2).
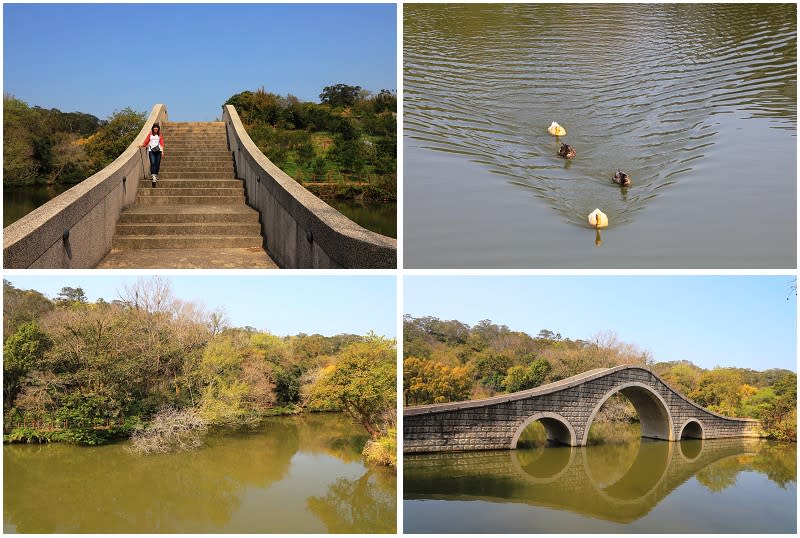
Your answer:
548;121;566;136
588;208;608;229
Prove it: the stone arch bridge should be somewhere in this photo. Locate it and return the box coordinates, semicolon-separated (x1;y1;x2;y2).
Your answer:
403;365;761;453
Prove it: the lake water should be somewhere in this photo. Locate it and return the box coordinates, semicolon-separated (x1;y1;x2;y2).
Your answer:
404;3;796;268
404;437;796;533
3;185;73;228
4;414;396;533
327;199;397;238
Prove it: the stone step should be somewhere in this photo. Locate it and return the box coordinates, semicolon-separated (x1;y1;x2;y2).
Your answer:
162;150;233;158
112;234;263;250
160;164;235;172
133;195;246;205
164;142;228;152
158;163;234;175
161;155;233;168
142;178;242;188
168;136;228;148
118;205;260;224
160;165;235;171
137;186;243;197
166;122;225;128
156;171;237;179
115;222;262;237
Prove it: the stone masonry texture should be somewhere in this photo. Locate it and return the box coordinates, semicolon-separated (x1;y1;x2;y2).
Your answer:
403;365;761;453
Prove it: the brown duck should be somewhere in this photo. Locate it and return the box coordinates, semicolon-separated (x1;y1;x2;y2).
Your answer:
558;143;576;159
613;169;631;187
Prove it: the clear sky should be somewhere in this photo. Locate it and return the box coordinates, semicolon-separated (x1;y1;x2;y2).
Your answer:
3;3;397;121
4;274;397;338
404;275;797;372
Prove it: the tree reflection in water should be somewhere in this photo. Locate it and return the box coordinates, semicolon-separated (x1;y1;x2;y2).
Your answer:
4;413;396;533
307;469;397;533
405;436;795;525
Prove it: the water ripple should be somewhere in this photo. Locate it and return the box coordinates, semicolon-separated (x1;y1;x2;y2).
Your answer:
404;3;797;226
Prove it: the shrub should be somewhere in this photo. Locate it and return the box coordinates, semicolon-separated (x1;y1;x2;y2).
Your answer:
129;407;208;454
362;428;397;467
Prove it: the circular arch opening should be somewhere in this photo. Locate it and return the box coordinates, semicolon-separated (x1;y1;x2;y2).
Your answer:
584;382;673;446
511;412;576;448
680;419;704;440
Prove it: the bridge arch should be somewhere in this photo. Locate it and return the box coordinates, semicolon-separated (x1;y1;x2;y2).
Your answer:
679;418;704;440
583;381;674;446
511;412;577;448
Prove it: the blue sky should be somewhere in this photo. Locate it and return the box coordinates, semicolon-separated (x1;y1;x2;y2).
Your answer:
404;276;797;372
4;275;397;338
3;3;397;121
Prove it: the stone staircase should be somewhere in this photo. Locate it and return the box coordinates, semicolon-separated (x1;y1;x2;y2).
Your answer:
97;122;277;268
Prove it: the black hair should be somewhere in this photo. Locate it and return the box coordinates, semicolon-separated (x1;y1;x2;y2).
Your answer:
151;123;160;134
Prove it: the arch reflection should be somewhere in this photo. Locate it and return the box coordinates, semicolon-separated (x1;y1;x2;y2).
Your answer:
404;437;765;524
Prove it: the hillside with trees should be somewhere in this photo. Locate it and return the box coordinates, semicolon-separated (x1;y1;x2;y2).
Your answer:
3;95;145;187
403;315;796;441
225;84;396;202
3;279;396;466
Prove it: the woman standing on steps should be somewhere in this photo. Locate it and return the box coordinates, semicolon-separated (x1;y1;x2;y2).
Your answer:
140;123;164;187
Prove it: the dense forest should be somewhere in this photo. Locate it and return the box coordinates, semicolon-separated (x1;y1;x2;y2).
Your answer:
225;83;396;201
3;95;146;187
403;315;797;441
2;279;396;466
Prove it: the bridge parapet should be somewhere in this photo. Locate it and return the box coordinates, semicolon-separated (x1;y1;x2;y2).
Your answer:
222;105;396;268
3;105;168;268
403;365;762;453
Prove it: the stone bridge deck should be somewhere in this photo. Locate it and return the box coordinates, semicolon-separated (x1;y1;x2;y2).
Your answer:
403;365;761;453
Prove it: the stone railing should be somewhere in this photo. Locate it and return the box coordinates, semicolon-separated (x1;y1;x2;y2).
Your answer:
222;105;397;268
3;104;168;268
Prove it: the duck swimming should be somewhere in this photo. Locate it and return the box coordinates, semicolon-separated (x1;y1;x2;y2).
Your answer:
558;143;576;159
588;208;609;229
613;169;631;187
548;121;566;136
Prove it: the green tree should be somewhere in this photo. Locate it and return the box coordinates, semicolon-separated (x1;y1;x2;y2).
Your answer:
309;337;395;438
56;286;88;304
3;321;52;409
319;84;364;108
84;107;145;169
503;358;552;393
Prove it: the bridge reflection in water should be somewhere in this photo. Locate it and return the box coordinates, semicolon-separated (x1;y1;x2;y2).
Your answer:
404;437;795;527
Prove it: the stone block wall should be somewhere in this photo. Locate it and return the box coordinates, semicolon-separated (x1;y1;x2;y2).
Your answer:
403;366;761;453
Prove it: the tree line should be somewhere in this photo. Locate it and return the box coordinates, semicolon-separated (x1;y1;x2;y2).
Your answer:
403;315;796;441
3;279;396;465
225;83;397;201
3;95;146;187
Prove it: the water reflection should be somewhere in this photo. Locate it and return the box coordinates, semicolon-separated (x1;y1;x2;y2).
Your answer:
405;3;795;228
404;438;795;525
4;414;396;533
326;199;397;238
3;185;73;227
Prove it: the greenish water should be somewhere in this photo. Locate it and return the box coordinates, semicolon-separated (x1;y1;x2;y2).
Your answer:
327;199;397;238
404;435;796;533
3;185;73;228
404;3;796;268
4;414;396;533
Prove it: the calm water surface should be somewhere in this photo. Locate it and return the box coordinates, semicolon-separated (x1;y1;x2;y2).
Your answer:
3;185;72;228
404;437;796;533
404;4;796;268
327;199;397;238
4;414;396;533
